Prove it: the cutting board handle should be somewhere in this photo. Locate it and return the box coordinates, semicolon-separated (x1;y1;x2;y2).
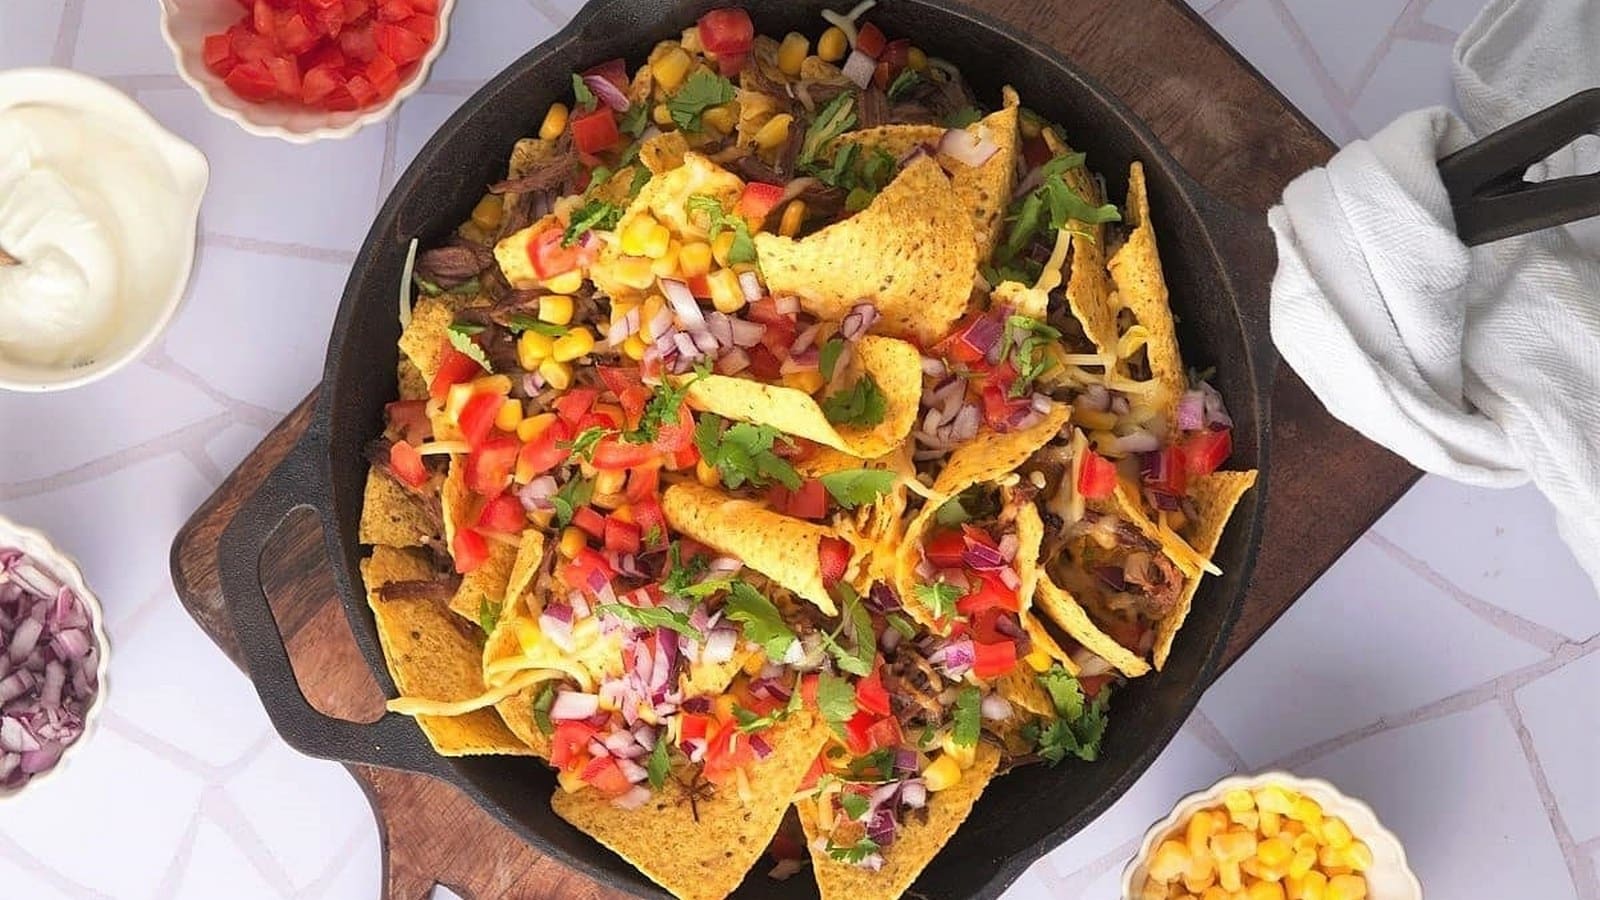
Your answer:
217;425;449;778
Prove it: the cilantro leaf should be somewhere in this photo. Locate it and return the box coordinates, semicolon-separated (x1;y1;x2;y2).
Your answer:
693;415;801;490
531;682;556;736
914;580;961;619
808;142;859;189
647;733;671;788
1043;177;1121;228
446;327;492;372
686;194;757;265
620;102;649;137
818;587;874;677
1000;189;1046;263
659;543;736;600
827;837;880;865
550;477;594;528
839;791;870;820
952;685;982;747
559;426;607;462
597;602;705;642
506;315;567;336
1039;666;1084;721
818;336;845;379
572;73;596;110
818;469;896;509
624;370;701;444
844;186;876;212
667;70;735;131
944;106;982;128
734;678;804;733
816;672;857;730
886;68;920;100
1001;315;1062;396
477;597;500;635
722;581;798;661
627;165;652;198
885;613;916;641
563;199;622;247
820;375;886;427
798;93;857;167
1028;665;1112;764
933;497;969;526
447;322;486;336
845;748;896;782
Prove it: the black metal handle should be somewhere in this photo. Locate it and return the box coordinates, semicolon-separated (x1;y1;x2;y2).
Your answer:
1439;88;1600;246
216;426;449;778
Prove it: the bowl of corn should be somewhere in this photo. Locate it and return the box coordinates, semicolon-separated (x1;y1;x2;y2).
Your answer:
1122;772;1423;900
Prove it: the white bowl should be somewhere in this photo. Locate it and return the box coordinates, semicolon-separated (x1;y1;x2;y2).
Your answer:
159;0;457;143
0;515;112;800
1123;771;1423;899
0;69;208;393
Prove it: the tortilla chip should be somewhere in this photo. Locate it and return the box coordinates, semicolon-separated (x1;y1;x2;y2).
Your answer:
1033;577;1149;678
684;335;922;459
1015;502;1044;614
1039;127;1119;359
639;131;690;175
503;530;547;618
398;295;463;385
360;547;532;756
1112;481;1209;581
1022;611;1080;675
663;482;843;616
398;358;428;400
896;480;1048;630
507;136;561;180
439;456;468;553
1152;469;1257;669
996;667;1053;718
754;156;976;345
930;404;1072;498
1106;162;1185;424
630;151;745;240
358;468;437;548
553;712;831;900
447;539;515;625
798;742;1002;900
682;646;755;697
493;683;553;758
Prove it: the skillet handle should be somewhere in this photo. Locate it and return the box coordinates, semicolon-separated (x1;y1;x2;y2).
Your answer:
217;426;448;778
1438;88;1600;246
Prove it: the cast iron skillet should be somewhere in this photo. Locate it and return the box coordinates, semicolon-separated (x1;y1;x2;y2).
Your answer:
217;1;1275;896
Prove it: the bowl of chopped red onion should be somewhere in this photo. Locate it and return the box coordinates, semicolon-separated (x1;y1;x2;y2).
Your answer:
0;515;108;796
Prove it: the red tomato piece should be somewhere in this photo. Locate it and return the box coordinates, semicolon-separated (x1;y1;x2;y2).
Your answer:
715;52;748;77
203;34;236;76
878;38;910;73
344;0;373;17
300;64;341;106
604;516;642;555
298;42;346;72
477;493;526;533
1143;445;1187;498
515;419;572;482
796;754;826;794
855;666;891;717
456;392;504;449
570;106;620;155
573;506;606;540
745;344;782;380
678;713;710;746
580;755;633;797
307;0;346;36
428;341;485;399
1079;673;1114;701
401;13;436;42
553;387;599;426
630;497;667;550
406;0;438;12
366;52;400;98
376;0;413;21
956;571;1019;616
277;12;318;54
345;73;377;106
563;548;615;593
818;536;851;586
701;725;756;785
863;715;902;753
252;1;277;41
972;639;1017;678
842;710;878;755
697;8;754;58
1022;135;1052;169
1077;448;1118;501
800;673;820;710
1182;428;1232;477
625;466;661;503
451;527;489;574
592;436;654;471
923;528;967;569
525;225;590;280
855;22;886;58
583;57;628;93
388;439;428;488
338;19;378;62
596;365;642;399
652;404;696;455
778;478;828;520
264;55;302;98
375;20;428;65
467;436;519;496
736;182;786;222
550;720;597;769
225;60;278;102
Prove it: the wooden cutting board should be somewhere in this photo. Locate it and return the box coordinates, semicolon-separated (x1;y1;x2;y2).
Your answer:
170;1;1416;896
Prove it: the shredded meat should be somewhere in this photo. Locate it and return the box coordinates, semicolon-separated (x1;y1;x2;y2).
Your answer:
885;644;944;724
378;577;460;602
858;86;889;129
414;243;494;288
490;154;578;195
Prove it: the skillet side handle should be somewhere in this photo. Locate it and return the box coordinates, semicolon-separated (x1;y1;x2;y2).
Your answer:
217;427;449;779
1187;183;1280;394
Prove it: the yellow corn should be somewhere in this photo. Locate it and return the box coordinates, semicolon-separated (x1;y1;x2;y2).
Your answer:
540;102;569;141
740;650;767;675
696;459;721;488
1188;810;1224;858
622;335;647;360
652;240;682;277
1183;855;1215;894
558;527;586;560
702;103;736;134
642;223;673;258
1287;871;1327;900
1341;841;1371;872
494;398;523;431
711;231;738;267
1255;786;1297;816
707;268;745;313
543;269;584;294
594;468;626;496
1257;837;1293;870
922;753;961;791
552;327;596;362
1326;875;1366;900
1260;810;1282;838
907;46;928;71
1289;798;1324;827
1232;809;1261;830
818;26;848;62
539;358;572;390
1289;848;1317;880
754;113;794;150
777;32;809;76
1023;649;1051;672
621;215;661;256
538;294;574;325
1147;840;1192;883
652;47;693;91
471;375;513;396
556;769;587;793
1073;407;1119;431
613;255;657;290
1218;858;1242;893
471;194;504;232
779;200;806;237
781;369;825;394
939;733;975;768
1223;790;1255;815
638;294;666;340
1210;830;1257;862
1293;833;1319;855
1321;818;1351;849
1249;883;1286;900
652;103;674;126
1137;878;1166;900
678;241;713;278
517;412;557;443
517;330;556;369
712;693;736;722
1200;888;1230;900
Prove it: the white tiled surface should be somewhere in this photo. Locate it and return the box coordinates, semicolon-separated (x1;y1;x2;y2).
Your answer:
2;1;1597;898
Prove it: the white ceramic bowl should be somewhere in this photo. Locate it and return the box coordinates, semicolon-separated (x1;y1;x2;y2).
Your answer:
1123;772;1423;899
0;515;111;800
0;69;208;393
159;0;457;143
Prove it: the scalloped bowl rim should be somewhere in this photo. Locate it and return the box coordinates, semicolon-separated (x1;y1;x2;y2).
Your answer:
158;0;457;143
0;515;112;800
1122;771;1424;898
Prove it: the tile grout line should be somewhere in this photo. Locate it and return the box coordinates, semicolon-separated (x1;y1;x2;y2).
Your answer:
1181;708;1250;773
48;0;86;68
378;115;402;208
202;232;360;266
142;343;288;429
199;786;303;896
1262;0;1363;142
1340;0;1428;103
0;829;114;899
1363;530;1571;654
0;411;238;502
523;0;573;31
291;820;379;899
150;812;205;900
1498;693;1599;900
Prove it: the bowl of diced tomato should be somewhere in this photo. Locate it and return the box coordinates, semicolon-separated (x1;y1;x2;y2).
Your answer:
160;0;452;142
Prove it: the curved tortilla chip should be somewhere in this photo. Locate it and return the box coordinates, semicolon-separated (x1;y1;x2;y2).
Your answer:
754;156;976;345
553;712;830;900
663;482;843;616
1106;161;1185;425
493;683;552;758
685;335;922;459
359;467;438;548
798;742;1001;900
1022;611;1080;675
1033;576;1150;678
503;530;547;618
930;403;1072;498
897;483;1046;630
1041;127;1119;359
1153;469;1257;669
1015;502;1044;614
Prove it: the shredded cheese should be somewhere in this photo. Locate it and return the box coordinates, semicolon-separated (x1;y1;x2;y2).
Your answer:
386;667;565;718
1031;226;1074;295
415;440;470;456
398;237;418;329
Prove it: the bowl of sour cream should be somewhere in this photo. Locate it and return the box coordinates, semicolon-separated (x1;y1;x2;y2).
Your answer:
0;69;208;392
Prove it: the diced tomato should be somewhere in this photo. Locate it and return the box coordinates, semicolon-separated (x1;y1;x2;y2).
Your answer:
854;22;886;58
596;365;641;399
525;225;592;280
714;51;748;77
923;528;967;569
632;497;668;549
1079;673;1114;701
668;443;699;470
203;34;236;76
1142;445;1187;498
590;436;654;471
337;18;377;61
855;666;891;717
604;517;642;555
456;391;504;449
252;1;276;40
406;0;437;12
796;754;826;794
862;715;902;753
365;52;399;98
736;182;786;222
225;60;278;102
818;536;851;586
652;404;696;455
476;493;526;533
625;466;661;503
384;399;431;444
800;673;819;710
388;439;428;488
745;344;783;380
375;20;429;65
686;273;713;300
1077;448;1118;501
615;388;650;431
1182;428;1232;477
968;608;1009;644
580;755;633;797
320;82;360;111
429;341;485;399
467;436;519;496
772;478;828;520
1022;135;1052;169
697;8;754;58
344;0;373;18
550;720;597;769
956;571;1019;616
553;387;599;426
678;713;710;745
401;13;436;43
300;64;341;105
307;0;346;36
230;26;274;63
972;639;1018;678
562;547;614;592
277;12;318;53
570;106;620;155
743;297;790;327
451;527;489;574
377;0;413;21
934;313;1000;366
960;523;999;551
347;71;378;107
878;38;910;73
573;506;607;540
298;42;346;72
702;724;757;785
1102;617;1149;655
841;710;878;755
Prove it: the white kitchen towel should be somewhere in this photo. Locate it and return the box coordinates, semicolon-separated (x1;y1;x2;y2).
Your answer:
1268;0;1600;591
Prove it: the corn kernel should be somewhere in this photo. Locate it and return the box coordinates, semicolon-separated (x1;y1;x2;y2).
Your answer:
652;240;682;278
1256;836;1293;869
471;194;504;232
702;103;736;134
1287;871;1327;900
517;330;555;369
1289;798;1324;827
538;294;574;325
740;649;766;676
676;242;711;279
711;231;738;267
1137;879;1166;900
1342;841;1372;872
1255;787;1296;816
557;769;588;793
939;733;976;768
818;26;848;61
922;753;961;791
907;46;928;71
1223;790;1256;815
471;375;513;396
779;199;806;237
594;468;626;496
777;32;809;76
1260;810;1282;837
1231;809;1260;830
1326;875;1366;900
539;102;569;141
621;215;660;256
707;268;745;313
652;47;692;91
696;459;721;488
1024;649;1051;672
1148;840;1192;883
1188;809;1224;857
1217;858;1242;893
517;412;557;443
494;398;523;431
635;294;665;340
643;223;673;258
552;327;596;362
558;527;586;559
614;255;657;290
1249;883;1286;900
1210;830;1257;862
1289;848;1316;880
543;269;584;294
781;369;826;394
754;113;794;150
539;358;572;390
622;335;647;360
1182;856;1215;894
1200;888;1229;900
652;103;674;126
1322;866;1352;879
1321;818;1351;849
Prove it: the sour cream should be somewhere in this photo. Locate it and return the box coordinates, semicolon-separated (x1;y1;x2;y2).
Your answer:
0;105;185;368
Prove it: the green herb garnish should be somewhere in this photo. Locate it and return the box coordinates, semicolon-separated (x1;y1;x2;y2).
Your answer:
563;199;622;247
572;73;596;111
647;732;671;788
722;581;798;661
914;580;961;619
597;602;705;642
667;70;735;132
944;106;982;128
550;477;594;528
446;328;492;372
531;682;556;736
620;102;649;137
818;336;846;379
886;69;920;100
827;837;881;865
686;194;756;264
506;315;567;337
818;588;874;677
1024;666;1111;764
816;671;857;731
798;93;858;167
692;415;802;490
820;375;887;427
818;469;897;509
477;597;499;635
951;685;982;747
839;791;870;820
933;497;969;526
559;426;607;461
1001;314;1062;396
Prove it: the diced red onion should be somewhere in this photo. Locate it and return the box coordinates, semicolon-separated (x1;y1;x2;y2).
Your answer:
550;691;601;721
8;617;41;663
980;693;1013;720
1110;430;1161;455
962;534;1005;571
937;638;974;677
774;295;799;315
728;318;766;348
605;729;641;755
1110;394;1131;416
791;323;821;355
617;756;650;784
938;127;1000;167
749;734;773;759
770;858;805;880
1080;384;1111;412
738;271;763;303
661;279;707;332
962;314;1004;359
633;724;657;750
518;476;559;511
681;696;711;715
998;566;1020;591
647;304;675;343
839;303;879;341
607;307;641;346
950;405;981;442
900;779;928;809
1176;389;1205;431
780;177;818;205
1074;651;1115;677
841;49;876;87
703;627;738;664
997;533;1019;563
921;356;946;377
893;748;920;774
1200;381;1234;429
583;73;630;112
1012;164;1046;200
540;607;575;651
866;806;898;847
685;736;708;763
613;784;652;809
714;348;750;375
705;312;735;347
780;352;818;375
691;329;720;355
1031;392;1053;414
673;331;701;361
